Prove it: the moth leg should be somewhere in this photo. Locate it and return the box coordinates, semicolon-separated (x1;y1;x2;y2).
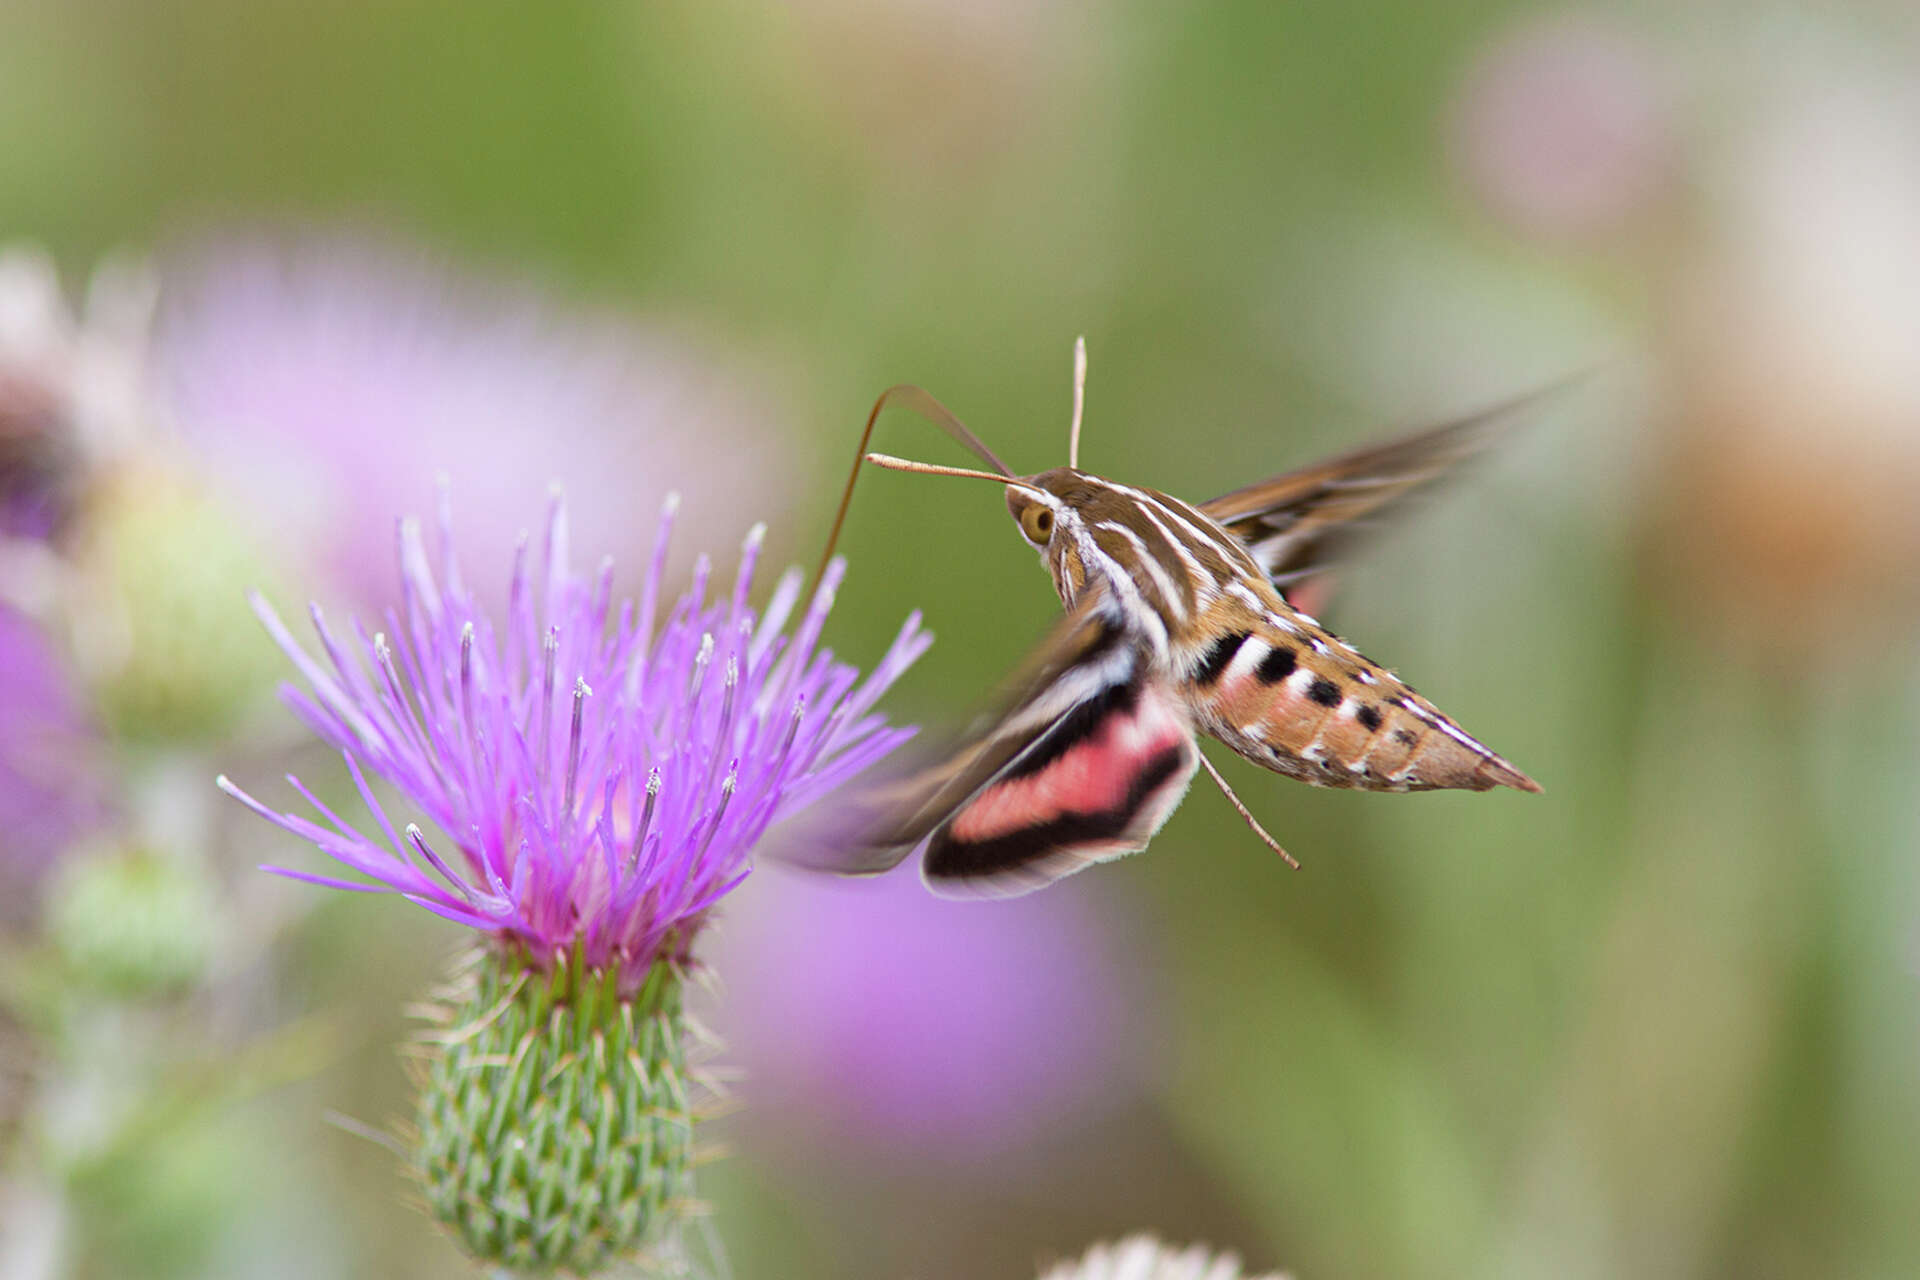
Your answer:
1197;750;1301;870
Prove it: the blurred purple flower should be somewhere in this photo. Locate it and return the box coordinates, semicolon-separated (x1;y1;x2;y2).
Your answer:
0;251;80;549
0;371;73;543
0;605;107;915
1449;12;1670;243
153;241;795;606
221;491;928;987
716;864;1147;1161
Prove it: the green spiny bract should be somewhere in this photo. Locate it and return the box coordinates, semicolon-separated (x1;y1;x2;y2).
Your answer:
412;947;695;1274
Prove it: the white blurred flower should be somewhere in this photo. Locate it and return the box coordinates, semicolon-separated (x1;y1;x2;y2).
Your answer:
0;247;156;598
1449;11;1670;242
1653;40;1920;653
1038;1235;1290;1280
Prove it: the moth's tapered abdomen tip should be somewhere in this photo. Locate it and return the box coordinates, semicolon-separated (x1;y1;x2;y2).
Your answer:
1477;757;1543;794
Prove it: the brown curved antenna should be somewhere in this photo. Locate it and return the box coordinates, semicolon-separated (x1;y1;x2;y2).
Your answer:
812;383;1013;584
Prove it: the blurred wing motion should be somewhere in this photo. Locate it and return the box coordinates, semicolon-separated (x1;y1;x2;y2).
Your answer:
841;596;1198;899
1200;381;1566;597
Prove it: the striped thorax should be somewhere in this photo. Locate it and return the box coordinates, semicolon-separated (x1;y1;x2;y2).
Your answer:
1006;467;1537;796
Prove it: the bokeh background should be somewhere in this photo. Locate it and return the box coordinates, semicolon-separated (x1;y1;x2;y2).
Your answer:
4;2;1919;1277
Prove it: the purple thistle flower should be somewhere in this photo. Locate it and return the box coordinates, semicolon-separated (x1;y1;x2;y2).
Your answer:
220;489;928;987
0;604;108;918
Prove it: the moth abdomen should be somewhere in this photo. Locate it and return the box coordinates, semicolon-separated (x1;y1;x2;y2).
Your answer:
1180;610;1538;796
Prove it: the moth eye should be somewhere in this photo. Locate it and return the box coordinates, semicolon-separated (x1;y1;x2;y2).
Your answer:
1019;504;1055;545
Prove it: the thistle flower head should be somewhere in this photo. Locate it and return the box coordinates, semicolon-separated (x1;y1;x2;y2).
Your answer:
222;488;928;990
1039;1236;1292;1280
222;489;926;1270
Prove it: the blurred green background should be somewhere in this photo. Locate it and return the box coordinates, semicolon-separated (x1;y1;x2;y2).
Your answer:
4;2;1919;1277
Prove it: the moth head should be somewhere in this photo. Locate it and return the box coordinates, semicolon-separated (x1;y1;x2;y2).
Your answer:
1007;469;1093;603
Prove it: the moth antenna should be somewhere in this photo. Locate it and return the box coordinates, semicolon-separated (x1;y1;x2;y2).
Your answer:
1198;750;1301;869
814;383;1013;585
1068;335;1087;470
